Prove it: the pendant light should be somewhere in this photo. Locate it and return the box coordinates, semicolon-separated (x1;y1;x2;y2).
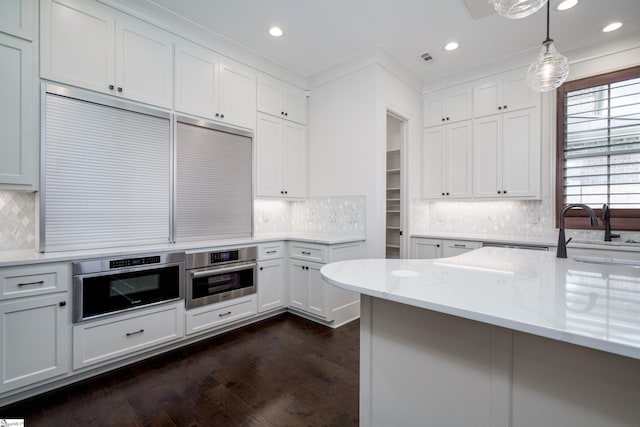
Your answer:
526;1;569;91
489;0;548;19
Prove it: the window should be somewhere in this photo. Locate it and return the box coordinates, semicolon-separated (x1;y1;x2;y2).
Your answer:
556;66;640;230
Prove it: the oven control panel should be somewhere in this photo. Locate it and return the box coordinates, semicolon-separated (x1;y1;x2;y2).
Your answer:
110;256;161;269
211;250;239;264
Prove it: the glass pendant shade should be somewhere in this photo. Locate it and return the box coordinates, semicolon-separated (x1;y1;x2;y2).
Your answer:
526;40;569;91
489;0;548;19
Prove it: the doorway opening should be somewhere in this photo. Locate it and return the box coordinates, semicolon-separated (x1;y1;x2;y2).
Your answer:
385;112;406;259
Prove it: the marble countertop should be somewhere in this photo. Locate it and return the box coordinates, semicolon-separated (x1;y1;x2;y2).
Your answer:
0;233;365;267
321;247;640;360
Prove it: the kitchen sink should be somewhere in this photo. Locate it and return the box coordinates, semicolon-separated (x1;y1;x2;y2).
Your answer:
572;256;640;268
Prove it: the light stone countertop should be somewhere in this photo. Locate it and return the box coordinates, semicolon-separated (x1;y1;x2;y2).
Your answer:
321;247;640;360
0;233;365;267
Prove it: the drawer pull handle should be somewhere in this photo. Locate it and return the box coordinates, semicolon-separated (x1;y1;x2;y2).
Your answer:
301;251;311;255
266;250;277;254
18;280;45;287
126;329;144;337
219;311;232;317
453;244;466;248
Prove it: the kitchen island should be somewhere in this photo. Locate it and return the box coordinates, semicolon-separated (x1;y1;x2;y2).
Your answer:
321;247;640;427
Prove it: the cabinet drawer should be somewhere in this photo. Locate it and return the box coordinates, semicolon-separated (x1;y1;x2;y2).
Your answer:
72;303;184;370
186;294;257;335
258;242;284;260
288;242;327;263
1;263;70;300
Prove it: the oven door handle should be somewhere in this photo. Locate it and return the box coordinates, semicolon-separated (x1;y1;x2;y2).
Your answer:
190;262;257;278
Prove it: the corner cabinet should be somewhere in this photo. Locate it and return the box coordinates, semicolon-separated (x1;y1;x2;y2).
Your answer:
0;263;70;395
41;0;174;108
256;113;307;198
257;75;307;125
175;39;256;129
287;241;363;327
423;121;473;199
0;31;37;190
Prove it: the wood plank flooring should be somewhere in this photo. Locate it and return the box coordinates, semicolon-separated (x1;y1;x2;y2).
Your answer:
0;313;359;426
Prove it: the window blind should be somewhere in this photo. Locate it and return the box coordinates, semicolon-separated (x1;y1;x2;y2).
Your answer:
563;77;640;208
43;89;171;251
175;119;253;241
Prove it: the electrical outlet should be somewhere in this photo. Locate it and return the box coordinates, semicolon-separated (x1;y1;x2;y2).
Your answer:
328;209;337;223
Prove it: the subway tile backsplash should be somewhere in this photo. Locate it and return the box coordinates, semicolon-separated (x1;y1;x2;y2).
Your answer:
0;191;36;251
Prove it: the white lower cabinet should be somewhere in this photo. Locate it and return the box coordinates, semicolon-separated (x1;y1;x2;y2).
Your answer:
258;242;285;313
185;295;257;336
73;302;184;370
411;237;481;259
0;262;70;395
287;241;363;327
0;294;69;393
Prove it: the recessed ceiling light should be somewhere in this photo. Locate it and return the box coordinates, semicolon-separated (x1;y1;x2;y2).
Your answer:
268;27;284;37
602;22;623;33
557;0;578;11
444;42;459;51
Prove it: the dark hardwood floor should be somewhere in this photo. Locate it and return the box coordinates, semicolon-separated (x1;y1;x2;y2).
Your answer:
0;313;360;427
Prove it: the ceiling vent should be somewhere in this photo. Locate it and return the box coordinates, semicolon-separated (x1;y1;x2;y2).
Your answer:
420;52;433;63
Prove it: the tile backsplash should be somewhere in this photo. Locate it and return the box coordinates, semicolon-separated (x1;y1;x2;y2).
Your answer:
0;191;36;251
255;196;366;236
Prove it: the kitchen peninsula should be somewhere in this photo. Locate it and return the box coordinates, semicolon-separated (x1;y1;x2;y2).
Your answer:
321;247;640;427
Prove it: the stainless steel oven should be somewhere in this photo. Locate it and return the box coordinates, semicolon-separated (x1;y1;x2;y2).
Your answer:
72;252;185;323
186;247;257;309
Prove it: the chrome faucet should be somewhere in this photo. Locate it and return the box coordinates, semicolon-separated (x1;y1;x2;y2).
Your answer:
601;204;620;242
556;204;599;258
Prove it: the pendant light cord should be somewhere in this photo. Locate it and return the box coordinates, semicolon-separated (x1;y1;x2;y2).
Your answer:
544;1;552;44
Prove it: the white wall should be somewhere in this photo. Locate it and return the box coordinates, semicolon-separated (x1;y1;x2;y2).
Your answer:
308;63;422;257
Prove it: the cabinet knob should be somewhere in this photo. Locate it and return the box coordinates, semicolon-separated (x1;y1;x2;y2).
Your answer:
117;87;123;92
59;301;66;307
503;105;508;109
446;117;450;121
284;190;288;194
498;106;502;110
259;267;263;271
215;113;220;117
446;192;450;196
284;112;288;116
281;111;285;115
436;244;440;248
442;118;445;122
442;192;445;196
109;84;115;90
220;114;224;118
498;190;502;194
504;190;507;194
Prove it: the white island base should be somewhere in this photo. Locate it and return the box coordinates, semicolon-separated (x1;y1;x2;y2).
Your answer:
360;295;640;427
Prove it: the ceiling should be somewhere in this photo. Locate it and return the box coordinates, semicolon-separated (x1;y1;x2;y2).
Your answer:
143;0;640;84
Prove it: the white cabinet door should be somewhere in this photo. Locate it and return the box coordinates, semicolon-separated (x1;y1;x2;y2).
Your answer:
307;262;326;319
423;127;445;198
116;15;173;108
0;294;69;393
256;113;284;197
411;238;442;259
474;70;538;118
473;115;502;198
446;121;473;198
424;87;472;127
282;121;307;198
258;259;284;313
41;0;115;95
0;0;34;40
174;40;220;119
288;260;307;311
257;75;307;124
0;33;37;189
474;109;539;199
502;109;539;198
219;60;256;129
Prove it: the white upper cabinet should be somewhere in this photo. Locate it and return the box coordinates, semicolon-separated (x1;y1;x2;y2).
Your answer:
473;109;540;198
175;40;256;129
41;0;173;108
0;33;37;189
423;121;472;199
473;69;539;118
256;113;307;198
424;85;472;127
257;75;307;125
0;0;35;40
